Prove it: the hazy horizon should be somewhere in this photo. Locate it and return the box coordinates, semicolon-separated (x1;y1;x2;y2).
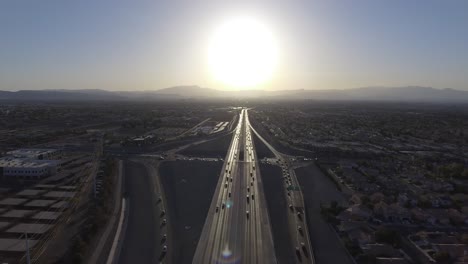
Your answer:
1;0;468;91
1;85;467;93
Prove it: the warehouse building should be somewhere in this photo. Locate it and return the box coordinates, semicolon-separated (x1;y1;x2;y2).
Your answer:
0;157;60;180
6;148;61;160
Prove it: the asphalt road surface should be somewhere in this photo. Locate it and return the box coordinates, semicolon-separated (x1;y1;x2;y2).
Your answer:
296;164;353;264
118;161;161;264
250;121;315;264
193;109;276;264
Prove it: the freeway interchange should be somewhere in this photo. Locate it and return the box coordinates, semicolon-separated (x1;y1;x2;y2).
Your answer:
192;108;314;264
118;108;314;264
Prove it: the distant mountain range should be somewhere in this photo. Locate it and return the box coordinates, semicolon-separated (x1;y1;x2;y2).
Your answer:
0;86;467;103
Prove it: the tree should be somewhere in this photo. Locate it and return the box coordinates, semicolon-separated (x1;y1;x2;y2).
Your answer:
462;168;468;179
343;237;362;256
331;200;338;209
460;234;468;244
375;227;400;246
361;195;371;206
357;254;377;264
440;163;465;179
433;251;451;263
71;236;86;264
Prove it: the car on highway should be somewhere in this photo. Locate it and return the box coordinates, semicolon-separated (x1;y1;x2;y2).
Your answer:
301;242;308;257
297;226;303;235
295;247;302;260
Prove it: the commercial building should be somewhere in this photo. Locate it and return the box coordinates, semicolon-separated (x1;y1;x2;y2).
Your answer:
6;148;61;160
0;157;60;180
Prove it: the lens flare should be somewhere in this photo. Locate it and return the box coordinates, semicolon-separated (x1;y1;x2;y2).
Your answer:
222;245;232;258
216;244;241;264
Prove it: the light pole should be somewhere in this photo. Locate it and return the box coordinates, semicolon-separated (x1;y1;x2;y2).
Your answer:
25;232;31;264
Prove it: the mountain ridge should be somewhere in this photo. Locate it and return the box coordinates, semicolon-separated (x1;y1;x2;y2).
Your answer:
0;86;467;102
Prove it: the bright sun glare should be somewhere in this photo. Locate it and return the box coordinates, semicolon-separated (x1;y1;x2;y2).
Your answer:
208;16;278;89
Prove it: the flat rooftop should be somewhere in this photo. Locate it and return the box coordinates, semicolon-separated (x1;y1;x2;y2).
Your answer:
7;223;52;234
0;198;27;206
24;200;56;207
0;222;10;229
17;189;44;196
32;211;62;221
44;191;76;199
50;201;69;209
0;238;38;252
1;210;35;218
34;184;56;189
0;157;57;168
7;148;58;157
59;185;77;190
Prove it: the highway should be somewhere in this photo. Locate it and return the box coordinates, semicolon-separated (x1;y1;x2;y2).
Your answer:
249;120;315;263
193;109;276;264
118;160;166;264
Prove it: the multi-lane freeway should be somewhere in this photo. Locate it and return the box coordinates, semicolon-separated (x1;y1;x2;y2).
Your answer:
193;109;276;264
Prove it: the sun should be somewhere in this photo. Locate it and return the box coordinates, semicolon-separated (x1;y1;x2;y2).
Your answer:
207;16;279;89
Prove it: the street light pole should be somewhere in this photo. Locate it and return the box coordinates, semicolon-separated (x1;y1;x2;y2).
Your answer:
25;232;31;264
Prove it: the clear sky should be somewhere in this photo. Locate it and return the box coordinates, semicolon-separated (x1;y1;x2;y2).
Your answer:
1;0;467;91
